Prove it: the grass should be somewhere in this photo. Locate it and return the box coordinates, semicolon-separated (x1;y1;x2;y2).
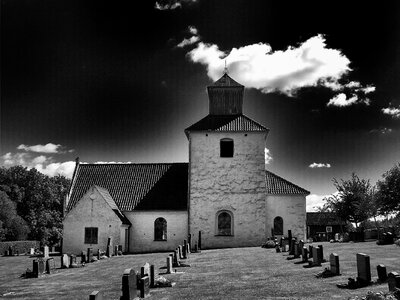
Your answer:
0;241;399;299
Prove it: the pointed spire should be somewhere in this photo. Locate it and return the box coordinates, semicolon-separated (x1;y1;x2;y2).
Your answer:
224;59;228;74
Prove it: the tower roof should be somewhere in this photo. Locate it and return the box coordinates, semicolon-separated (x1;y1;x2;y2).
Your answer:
210;73;244;87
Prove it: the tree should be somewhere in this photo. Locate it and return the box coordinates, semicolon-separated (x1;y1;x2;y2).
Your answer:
376;163;400;215
323;173;375;229
0;191;29;241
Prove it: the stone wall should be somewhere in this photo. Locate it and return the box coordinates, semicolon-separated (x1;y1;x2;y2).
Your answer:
125;210;188;253
62;186;123;255
0;240;40;255
189;131;268;249
265;195;306;240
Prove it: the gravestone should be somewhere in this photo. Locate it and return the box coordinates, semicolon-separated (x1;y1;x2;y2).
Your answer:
46;257;55;274
32;260;39;278
61;254;69;268
198;231;202;250
294;243;300;258
287;230;292;250
388;272;400;292
51;246;56;253
188;234;192;250
121;268;138;300
186;243;190;255
356;253;371;285
97;249;101;260
118;245;123;254
87;248;93;262
308;245;313;258
30;248;35;255
89;290;103;300
81;251;87;264
43;246;49;258
182;244;187;259
318;245;324;262
377;264;387;282
178;246;183;259
166;256;173;274
330;253;340;275
334;233;340;241
299;240;304;250
138;276;150;298
150;265;155;288
37;258;45;275
289;238;295;255
173;249;179;267
106;237;112;257
141;263;150;279
69;254;76;267
194;243;199;253
312;247;321;266
302;247;308;262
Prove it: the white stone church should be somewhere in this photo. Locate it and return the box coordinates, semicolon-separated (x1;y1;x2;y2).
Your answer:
62;73;309;254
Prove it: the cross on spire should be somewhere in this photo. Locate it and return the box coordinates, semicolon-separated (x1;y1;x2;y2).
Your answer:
224;59;228;74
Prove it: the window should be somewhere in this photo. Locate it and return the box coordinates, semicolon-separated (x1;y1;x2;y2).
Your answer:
220;138;234;157
154;218;167;241
84;227;98;244
273;217;283;235
216;211;233;236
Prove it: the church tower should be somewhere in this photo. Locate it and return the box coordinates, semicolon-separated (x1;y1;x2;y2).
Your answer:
185;72;269;249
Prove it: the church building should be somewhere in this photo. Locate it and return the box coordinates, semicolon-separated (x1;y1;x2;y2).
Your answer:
62;73;309;254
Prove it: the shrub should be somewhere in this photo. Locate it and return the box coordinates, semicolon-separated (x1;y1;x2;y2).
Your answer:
395;239;400;247
261;240;276;248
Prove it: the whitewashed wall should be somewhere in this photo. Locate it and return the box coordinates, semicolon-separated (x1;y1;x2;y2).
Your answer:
188;131;268;249
63;186;123;255
265;195;307;241
125;211;188;253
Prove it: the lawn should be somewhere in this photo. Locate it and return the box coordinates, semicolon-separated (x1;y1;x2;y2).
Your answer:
0;241;399;299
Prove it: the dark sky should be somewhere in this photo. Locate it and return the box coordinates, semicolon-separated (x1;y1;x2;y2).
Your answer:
1;0;399;209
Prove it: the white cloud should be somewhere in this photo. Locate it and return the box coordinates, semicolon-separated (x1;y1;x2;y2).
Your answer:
327;93;362;107
155;0;196;10
360;85;376;94
309;162;331;168
306;194;331;211
188;35;355;96
34;161;76;178
17;143;62;153
264;148;273;165
177;36;200;48
188;26;198;35
382;106;400;118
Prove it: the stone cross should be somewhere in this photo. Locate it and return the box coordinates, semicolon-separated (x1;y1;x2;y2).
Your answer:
377;264;387;282
356;253;371;284
329;253;340;275
121;268;138;300
43;246;49;258
388;272;400;292
89;290;103;300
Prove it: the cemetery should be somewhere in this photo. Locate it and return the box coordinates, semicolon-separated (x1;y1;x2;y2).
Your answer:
0;233;400;299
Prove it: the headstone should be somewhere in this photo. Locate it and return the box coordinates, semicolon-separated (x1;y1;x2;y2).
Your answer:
299;240;304;250
87;248;93;262
287;230;292;250
30;248;35;255
294;243;300;258
356;253;371;284
46;257;55;274
81;251;87;264
89;290;103;300
271;228;274;238
198;231;202;250
43;246;49;258
186;243;190;255
114;245;119;256
118;245;123;254
32;260;39;278
97;249;101;260
318;244;324;262
150;265;155;288
308;245;313;258
106;237;112;257
388;272;400;292
141;263;150;279
121;268;138;300
329;253;340;275
173;249;179;266
37;258;45;275
312;247;321;266
334;233;340;241
138;276;150;298
289;238;296;255
182;244;187;259
178;246;183;259
377;264;387;282
188;234;192;250
166;256;173;274
61;254;69;268
302;247;308;262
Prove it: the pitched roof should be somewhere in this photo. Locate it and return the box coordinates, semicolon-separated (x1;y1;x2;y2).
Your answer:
185;114;268;134
306;212;347;226
67;163;188;213
265;170;310;195
94;185;131;225
210;73;244;87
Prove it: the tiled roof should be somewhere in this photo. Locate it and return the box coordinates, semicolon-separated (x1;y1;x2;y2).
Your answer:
185;114;268;134
67;163;188;212
210;73;243;87
306;212;346;226
265;170;310;195
94;186;131;225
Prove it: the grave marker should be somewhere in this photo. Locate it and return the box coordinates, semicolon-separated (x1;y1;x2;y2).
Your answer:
87;248;93;263
178;246;183;259
182;244;187;259
356;253;371;285
30;248;35;255
198;231;202;250
106;237;112;257
121;268;138;300
318;245;324;262
173;249;179;267
308;245;313;258
150;265;155;288
166;256;173;274
61;254;69;268
141;263;150;279
46;257;55;274
388;272;400;292
377;264;387;282
329;253;340;275
89;290;103;300
43;246;49;258
301;247;308;262
81;251;87;264
69;254;76;267
289;238;296;255
138;276;150;298
97;249;101;260
294;243;300;258
188;234;192;250
312;247;321;266
287;230;292;250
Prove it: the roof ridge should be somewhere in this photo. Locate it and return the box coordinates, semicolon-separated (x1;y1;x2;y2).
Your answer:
265;170;310;195
79;162;188;166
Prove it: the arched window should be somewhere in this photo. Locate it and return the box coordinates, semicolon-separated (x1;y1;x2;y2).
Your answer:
216;211;233;236
220;138;234;157
154;218;167;241
274;216;283;235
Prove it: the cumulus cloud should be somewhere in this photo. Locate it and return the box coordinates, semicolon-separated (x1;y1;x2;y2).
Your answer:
309;162;331;168
306;194;332;211
382;106;400;118
155;0;197;10
1;145;75;178
17;143;62;153
177;36;200;48
326;93;365;107
264;148;273;165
